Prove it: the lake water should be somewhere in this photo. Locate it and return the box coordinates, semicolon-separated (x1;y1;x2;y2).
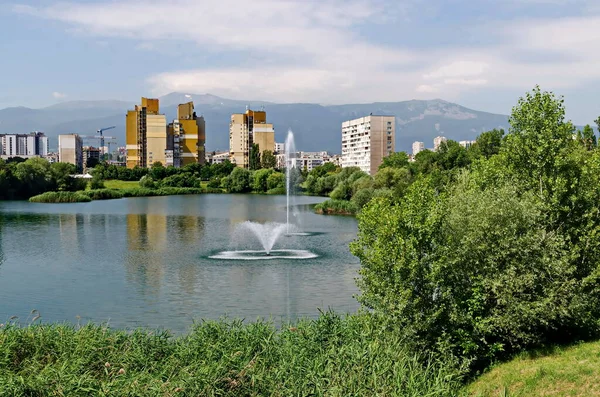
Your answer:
0;194;360;332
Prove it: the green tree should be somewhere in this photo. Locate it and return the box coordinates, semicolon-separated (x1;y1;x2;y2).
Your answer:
227;167;251;193
249;144;261;170
379;152;409;170
267;172;285;190
261;150;277;169
14;158;53;197
576;125;597;150
149;162;167;180
472;129;504;159
139;175;155;189
50;162;77;191
252;168;274;192
86;157;100;169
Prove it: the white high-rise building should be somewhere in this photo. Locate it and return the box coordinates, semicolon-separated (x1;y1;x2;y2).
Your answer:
275;142;285;154
433;136;447;151
412;141;425;156
341;115;395;175
0;132;49;158
459;140;476;149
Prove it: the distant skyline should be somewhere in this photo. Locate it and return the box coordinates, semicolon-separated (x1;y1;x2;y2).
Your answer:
1;0;599;125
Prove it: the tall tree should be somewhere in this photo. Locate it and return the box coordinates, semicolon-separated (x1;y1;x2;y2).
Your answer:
249;144;261;170
261;150;276;169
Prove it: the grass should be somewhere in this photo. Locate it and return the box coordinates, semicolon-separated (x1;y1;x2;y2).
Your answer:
465;341;600;396
0;312;463;397
29;191;92;203
103;180;139;190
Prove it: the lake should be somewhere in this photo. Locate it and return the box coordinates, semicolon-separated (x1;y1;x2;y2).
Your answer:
0;194;360;332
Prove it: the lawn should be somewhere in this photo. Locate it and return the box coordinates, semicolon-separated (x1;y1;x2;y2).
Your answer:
465;340;600;396
103;180;140;189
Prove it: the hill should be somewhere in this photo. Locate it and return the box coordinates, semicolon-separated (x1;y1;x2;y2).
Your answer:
0;93;510;152
465;340;600;396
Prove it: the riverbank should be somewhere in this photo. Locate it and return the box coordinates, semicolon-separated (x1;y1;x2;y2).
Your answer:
0;313;461;396
28;187;221;203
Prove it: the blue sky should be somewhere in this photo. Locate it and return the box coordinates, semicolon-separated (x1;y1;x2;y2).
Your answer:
1;0;599;124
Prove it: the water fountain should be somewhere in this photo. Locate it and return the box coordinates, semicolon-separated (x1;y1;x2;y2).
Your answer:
208;129;316;261
209;221;317;260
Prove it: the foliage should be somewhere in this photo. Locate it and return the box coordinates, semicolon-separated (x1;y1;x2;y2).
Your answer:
266;172;285;191
158;173;200;188
379;151;410;169
261;150;276;169
470;129;504;159
0;313;462;396
207;177;221;189
314;199;359;215
224;168;251;193
29;191;92;203
249;143;261;170
350;86;600;373
351;187;375;208
82;189;124;201
138;175;156;189
252;168;274;193
89;176;105;190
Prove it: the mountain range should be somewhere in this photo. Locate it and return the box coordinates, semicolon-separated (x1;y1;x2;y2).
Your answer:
0;93;512;153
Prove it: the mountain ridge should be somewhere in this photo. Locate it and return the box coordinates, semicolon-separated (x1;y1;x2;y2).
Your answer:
0;93;511;153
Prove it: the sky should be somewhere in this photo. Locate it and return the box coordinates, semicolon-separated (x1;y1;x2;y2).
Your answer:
0;0;599;124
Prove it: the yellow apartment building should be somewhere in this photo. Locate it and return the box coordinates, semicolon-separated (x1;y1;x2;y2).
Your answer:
125;97;167;168
229;108;275;168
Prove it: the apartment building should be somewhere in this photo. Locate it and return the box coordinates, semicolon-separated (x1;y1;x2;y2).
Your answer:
166;102;206;167
433;136;447;151
0;132;48;158
83;146;101;168
58;134;84;171
229;108;275;168
459;140;477;149
412;141;425;156
341;115;395;175
126;97;166;168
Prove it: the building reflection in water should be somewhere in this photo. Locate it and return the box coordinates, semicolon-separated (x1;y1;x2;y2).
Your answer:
58;213;85;256
125;198;206;297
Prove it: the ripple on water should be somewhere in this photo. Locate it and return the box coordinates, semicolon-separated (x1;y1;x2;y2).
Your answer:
209;249;318;261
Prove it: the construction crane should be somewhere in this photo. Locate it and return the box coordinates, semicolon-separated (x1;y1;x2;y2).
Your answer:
97;126;116;157
79;134;118;160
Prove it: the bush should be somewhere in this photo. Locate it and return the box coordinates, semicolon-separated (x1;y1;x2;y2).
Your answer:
314;199;358;215
89;177;105;190
29;191;91;203
252;168;274;192
330;181;352;201
267;187;286;195
267;172;285;191
207;177;221;189
159;174;200;188
139;175;155;189
83;189;124;201
351;187;375;208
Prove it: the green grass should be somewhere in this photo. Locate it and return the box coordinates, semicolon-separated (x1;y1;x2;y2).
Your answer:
29;191;92;203
103;180;140;190
0;312;462;396
465;341;600;396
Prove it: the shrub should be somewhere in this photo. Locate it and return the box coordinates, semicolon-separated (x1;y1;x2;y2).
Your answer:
314;199;358;215
83;189;124;201
330;181;352;201
267;187;286;195
226;168;251;193
351;187;375;208
29;191;91;203
159;174;200;188
207;177;221;189
139;175;155;189
267;172;285;191
89;177;105;190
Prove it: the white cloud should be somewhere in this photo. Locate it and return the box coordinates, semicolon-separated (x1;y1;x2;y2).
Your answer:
13;0;600;105
52;91;67;99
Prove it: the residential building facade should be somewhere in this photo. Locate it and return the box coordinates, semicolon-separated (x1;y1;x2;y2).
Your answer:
459;140;477;149
167;102;206;167
83;146;101;169
433;136;447;151
412;141;425;156
0;132;48;158
341;115;395;175
58;134;84;171
229;108;275;168
126;97;166;168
